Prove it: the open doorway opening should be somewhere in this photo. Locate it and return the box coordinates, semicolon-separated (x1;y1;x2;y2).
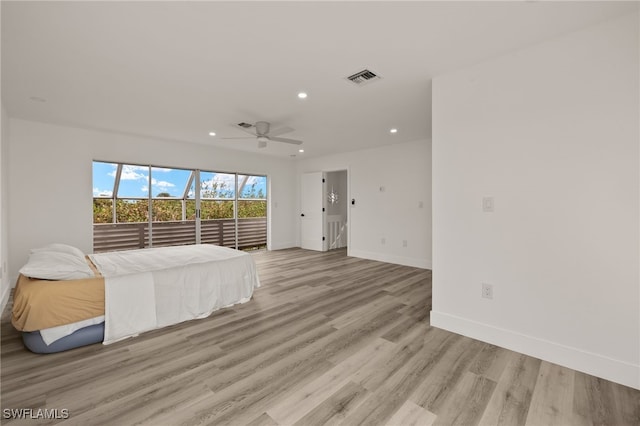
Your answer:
324;170;348;251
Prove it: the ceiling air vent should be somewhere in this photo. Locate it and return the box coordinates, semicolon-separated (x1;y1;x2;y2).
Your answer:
346;69;381;86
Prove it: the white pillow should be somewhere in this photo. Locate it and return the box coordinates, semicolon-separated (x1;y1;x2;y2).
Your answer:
20;251;94;280
30;243;85;260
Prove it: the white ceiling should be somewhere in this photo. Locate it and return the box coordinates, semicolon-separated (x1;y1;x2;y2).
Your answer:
2;1;636;159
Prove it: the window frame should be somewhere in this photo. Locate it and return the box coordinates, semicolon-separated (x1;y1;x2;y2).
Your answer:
92;161;267;251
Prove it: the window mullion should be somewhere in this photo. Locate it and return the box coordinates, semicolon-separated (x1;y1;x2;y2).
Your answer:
147;165;153;248
234;174;239;250
183;171;194;223
195;170;201;244
112;164;122;224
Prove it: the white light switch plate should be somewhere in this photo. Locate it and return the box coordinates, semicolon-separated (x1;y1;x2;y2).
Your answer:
482;197;494;212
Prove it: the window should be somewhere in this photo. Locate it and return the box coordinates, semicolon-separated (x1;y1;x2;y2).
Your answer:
92;162;117;224
237;175;267;250
200;171;235;221
238;174;267;218
150;167;192;222
92;162;267;252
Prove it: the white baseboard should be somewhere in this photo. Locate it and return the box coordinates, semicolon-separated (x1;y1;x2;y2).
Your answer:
269;241;296;251
349;249;431;270
430;310;640;390
0;281;10;315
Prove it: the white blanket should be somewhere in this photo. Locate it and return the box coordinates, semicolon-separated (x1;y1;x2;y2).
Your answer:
89;244;260;345
104;272;157;344
39;315;105;345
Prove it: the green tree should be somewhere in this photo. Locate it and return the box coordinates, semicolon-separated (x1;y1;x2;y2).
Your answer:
93;199;113;223
152;200;183;221
201;181;233;199
238;201;266;218
116;199;149;223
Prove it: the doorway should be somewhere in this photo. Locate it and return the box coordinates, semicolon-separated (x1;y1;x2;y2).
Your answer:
324;170;348;251
300;170;348;252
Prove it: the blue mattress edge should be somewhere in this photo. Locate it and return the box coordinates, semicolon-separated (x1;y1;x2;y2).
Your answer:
22;323;105;354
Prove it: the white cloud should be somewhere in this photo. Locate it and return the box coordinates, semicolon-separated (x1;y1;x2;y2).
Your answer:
109;165;148;181
93;187;113;197
202;174;235;188
136;179;178;196
151;167;173;173
151;178;175;188
104;164;118;177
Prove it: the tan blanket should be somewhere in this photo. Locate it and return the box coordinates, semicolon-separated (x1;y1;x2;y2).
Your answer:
12;274;105;332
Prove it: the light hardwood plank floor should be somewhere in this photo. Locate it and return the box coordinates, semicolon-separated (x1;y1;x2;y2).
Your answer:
1;248;638;425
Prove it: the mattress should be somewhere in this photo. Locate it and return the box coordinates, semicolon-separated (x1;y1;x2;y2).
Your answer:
12;273;104;332
22;323;104;354
91;244;260;344
14;244;260;352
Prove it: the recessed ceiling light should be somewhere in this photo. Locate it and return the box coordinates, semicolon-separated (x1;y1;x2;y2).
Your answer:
298;149;305;153
390;128;398;134
297;92;308;99
208;132;216;136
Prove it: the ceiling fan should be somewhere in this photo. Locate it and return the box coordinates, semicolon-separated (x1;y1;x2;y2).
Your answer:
222;121;303;148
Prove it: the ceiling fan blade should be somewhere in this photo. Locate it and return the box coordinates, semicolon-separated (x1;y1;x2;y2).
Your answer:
269;136;303;145
268;126;294;137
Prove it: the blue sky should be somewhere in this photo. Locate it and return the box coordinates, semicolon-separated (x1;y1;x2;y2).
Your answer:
93;162;267;199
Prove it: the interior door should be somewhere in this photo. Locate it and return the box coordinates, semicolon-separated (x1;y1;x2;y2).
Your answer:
301;172;325;251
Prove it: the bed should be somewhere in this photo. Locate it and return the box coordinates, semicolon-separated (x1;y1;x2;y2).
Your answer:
12;243;260;353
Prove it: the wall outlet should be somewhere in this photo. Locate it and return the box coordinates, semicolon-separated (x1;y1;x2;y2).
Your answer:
482;196;495;213
482;283;493;299
402;240;408;247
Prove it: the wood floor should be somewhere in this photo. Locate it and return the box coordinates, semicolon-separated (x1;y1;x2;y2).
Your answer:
1;248;638;425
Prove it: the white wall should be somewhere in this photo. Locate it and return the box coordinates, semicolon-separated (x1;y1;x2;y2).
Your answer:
0;105;9;313
431;13;639;389
7;119;297;282
0;2;9;313
297;139;432;269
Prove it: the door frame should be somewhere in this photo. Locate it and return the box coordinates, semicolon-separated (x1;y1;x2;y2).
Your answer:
318;168;350;254
299;167;350;254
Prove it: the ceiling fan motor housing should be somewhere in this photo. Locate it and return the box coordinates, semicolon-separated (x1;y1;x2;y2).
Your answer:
254;121;270;136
